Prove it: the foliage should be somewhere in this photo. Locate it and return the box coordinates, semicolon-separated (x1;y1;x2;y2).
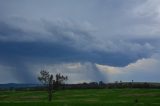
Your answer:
38;70;68;101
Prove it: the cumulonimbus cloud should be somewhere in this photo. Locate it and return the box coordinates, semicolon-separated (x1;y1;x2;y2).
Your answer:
0;0;160;83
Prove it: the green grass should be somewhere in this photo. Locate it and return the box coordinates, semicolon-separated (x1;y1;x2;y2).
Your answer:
0;89;160;106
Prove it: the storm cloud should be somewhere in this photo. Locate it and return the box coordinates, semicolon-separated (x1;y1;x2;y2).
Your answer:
0;0;160;83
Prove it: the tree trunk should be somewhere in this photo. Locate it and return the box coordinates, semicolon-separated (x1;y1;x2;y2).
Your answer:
48;90;52;101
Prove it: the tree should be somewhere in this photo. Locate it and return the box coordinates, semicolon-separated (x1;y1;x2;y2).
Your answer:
38;70;68;101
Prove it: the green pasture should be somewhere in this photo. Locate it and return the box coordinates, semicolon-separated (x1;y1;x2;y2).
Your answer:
0;89;160;106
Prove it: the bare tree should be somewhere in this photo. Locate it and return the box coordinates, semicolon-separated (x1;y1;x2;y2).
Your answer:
55;73;68;89
38;70;50;85
38;70;68;101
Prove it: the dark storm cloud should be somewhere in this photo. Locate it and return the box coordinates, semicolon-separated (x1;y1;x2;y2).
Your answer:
0;0;160;83
0;41;142;67
0;19;153;67
0;18;153;83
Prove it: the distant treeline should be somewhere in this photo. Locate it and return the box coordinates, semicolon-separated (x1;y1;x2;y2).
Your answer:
0;81;160;91
64;82;160;89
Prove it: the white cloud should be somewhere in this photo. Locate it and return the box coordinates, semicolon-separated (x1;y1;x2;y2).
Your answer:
96;55;160;82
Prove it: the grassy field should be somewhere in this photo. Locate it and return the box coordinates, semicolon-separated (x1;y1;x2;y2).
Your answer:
0;89;160;106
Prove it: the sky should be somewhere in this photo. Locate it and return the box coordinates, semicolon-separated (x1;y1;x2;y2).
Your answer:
0;0;160;84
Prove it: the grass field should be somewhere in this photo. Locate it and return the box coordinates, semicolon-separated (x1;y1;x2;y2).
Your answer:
0;89;160;106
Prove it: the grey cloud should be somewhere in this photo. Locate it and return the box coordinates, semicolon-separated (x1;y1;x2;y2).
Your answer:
0;0;160;83
0;18;157;66
33;62;108;84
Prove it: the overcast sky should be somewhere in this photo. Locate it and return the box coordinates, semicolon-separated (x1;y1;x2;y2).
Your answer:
0;0;160;83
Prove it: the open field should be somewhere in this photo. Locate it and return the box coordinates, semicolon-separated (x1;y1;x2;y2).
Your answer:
0;89;160;106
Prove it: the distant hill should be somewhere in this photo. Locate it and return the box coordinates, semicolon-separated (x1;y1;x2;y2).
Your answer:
0;83;41;89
